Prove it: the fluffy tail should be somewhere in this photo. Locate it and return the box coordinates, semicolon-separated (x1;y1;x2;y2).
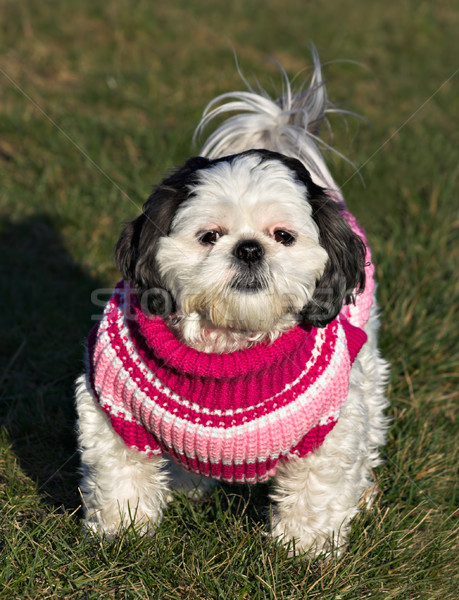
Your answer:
195;47;354;197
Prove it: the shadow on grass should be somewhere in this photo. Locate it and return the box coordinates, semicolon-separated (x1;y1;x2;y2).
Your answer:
0;213;106;510
217;482;272;527
165;481;273;544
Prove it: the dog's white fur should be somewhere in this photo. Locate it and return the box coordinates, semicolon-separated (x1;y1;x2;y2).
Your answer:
76;49;389;556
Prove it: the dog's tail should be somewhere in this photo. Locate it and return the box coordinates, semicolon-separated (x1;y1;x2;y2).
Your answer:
195;46;356;198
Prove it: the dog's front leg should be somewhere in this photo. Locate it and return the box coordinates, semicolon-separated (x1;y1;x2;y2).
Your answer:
270;364;381;557
75;375;170;536
270;447;368;557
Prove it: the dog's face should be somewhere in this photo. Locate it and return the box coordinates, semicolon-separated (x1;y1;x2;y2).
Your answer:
156;152;329;333
115;150;366;337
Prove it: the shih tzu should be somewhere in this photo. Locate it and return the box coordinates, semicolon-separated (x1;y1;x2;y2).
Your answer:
75;48;389;556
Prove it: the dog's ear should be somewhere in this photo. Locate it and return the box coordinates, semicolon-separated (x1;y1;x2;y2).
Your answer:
276;155;366;328
301;195;367;327
114;213;147;285
114;155;212;313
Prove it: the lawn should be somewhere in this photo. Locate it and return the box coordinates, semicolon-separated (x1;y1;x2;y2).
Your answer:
0;1;457;598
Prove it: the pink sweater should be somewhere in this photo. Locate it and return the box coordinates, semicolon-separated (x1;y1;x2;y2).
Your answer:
88;212;374;484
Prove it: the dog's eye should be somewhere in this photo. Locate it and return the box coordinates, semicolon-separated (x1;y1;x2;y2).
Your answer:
199;230;221;245
273;230;296;246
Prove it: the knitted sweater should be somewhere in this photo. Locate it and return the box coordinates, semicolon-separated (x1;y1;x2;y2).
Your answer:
88;210;374;484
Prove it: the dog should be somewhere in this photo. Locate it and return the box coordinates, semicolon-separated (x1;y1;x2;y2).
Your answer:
75;48;389;557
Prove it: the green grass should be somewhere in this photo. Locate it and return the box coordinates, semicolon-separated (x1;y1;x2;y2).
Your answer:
0;0;457;598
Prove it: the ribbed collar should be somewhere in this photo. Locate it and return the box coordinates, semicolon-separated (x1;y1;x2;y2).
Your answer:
114;280;317;380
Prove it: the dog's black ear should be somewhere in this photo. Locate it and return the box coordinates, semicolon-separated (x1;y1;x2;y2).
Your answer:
114;213;147;284
301;195;367;328
114;155;212;313
273;155;367;328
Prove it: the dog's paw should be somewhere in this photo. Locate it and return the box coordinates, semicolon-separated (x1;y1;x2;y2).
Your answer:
81;499;164;538
270;520;348;559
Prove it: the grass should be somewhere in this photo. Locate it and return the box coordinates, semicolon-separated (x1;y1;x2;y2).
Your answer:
0;0;457;598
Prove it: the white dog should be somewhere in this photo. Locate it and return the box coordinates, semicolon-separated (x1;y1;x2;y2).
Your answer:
76;49;389;556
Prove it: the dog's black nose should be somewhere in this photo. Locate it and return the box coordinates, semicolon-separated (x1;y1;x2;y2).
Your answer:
233;240;264;264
